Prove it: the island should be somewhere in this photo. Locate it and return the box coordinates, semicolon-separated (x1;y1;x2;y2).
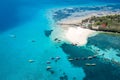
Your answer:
57;14;120;33
81;14;120;33
51;10;119;46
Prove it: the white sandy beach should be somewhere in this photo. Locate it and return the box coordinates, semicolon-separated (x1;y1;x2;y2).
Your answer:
50;10;120;46
50;12;99;46
65;27;96;46
50;22;96;46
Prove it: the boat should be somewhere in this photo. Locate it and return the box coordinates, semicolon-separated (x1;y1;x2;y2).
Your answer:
54;38;58;41
85;63;96;66
46;66;52;70
68;58;74;61
56;56;60;60
88;56;93;59
28;59;35;63
85;63;91;66
93;55;97;58
91;63;96;66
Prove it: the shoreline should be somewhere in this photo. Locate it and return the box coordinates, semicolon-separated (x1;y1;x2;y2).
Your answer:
50;5;120;46
50;23;97;46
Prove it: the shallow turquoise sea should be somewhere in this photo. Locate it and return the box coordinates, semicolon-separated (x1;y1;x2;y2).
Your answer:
0;0;120;80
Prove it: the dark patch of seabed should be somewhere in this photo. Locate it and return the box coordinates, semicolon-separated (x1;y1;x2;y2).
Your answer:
87;33;120;50
60;43;120;80
44;30;53;37
52;4;120;22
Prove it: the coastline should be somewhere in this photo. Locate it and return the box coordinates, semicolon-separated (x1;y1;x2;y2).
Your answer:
49;8;120;46
50;20;97;46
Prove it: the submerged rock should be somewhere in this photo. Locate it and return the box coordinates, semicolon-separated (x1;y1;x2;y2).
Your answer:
50;57;55;60
50;70;55;74
46;61;51;64
59;75;68;80
73;77;77;80
44;30;53;37
31;40;36;42
116;53;120;57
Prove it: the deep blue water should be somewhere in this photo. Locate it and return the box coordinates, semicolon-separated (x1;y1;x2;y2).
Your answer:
0;0;120;80
0;0;120;33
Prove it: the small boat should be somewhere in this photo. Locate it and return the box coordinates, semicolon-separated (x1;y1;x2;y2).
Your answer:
56;56;60;60
71;43;77;46
68;58;74;61
28;59;35;63
54;38;58;41
91;63;96;66
93;55;97;58
85;63;91;66
85;63;96;66
88;56;93;60
46;66;52;70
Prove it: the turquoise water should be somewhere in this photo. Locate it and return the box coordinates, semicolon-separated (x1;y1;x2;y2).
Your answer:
0;0;120;80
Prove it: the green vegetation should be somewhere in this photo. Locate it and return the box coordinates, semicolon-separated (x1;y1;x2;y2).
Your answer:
82;14;120;33
91;14;120;26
